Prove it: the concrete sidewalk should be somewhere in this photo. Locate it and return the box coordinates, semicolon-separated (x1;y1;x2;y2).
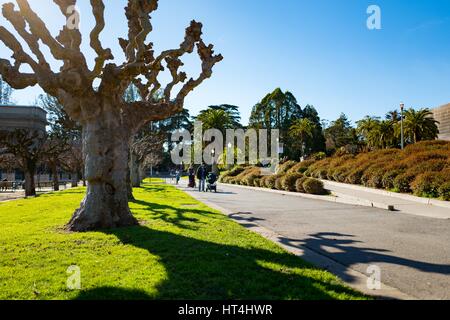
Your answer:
322;181;450;220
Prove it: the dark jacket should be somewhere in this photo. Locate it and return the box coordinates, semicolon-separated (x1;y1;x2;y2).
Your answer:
196;166;208;180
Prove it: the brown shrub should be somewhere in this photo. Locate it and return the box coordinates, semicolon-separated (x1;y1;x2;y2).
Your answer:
276;160;297;174
275;176;284;190
243;174;261;187
382;169;404;190
393;173;416;193
406;159;447;176
282;173;304;191
411;172;444;198
295;176;308;193
265;175;282;189
438;182;450;201
288;160;316;174
303;178;326;195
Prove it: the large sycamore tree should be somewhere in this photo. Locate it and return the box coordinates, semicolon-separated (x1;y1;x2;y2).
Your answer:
0;0;222;231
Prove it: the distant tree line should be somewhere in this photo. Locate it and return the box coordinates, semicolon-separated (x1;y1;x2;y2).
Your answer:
0;77;441;196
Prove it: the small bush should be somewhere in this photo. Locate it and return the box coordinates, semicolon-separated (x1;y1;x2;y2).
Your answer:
265;175;282;189
345;168;365;185
275;177;284;190
411;172;445;198
219;171;231;182
366;168;385;189
295;177;308;193
438;182;450;201
288;160;316;174
260;176;269;188
382;169;404;190
331;165;352;183
228;165;247;177
303;178;326;195
393;173;416;193
282;173;304;191
276;161;297;174
243;174;261;187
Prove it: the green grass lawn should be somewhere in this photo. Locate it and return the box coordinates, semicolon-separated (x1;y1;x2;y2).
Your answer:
0;182;367;300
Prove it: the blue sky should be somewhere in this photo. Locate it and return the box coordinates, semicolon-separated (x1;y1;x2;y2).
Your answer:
1;0;449;125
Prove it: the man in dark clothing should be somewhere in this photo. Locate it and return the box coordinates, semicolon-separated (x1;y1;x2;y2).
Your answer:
196;164;208;192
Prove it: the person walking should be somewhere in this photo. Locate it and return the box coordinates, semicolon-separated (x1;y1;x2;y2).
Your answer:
175;169;181;185
188;165;196;188
196;163;208;192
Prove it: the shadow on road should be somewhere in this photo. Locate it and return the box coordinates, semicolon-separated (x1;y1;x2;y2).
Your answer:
278;232;450;277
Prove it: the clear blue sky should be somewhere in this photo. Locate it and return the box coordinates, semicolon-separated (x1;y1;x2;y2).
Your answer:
1;0;449;125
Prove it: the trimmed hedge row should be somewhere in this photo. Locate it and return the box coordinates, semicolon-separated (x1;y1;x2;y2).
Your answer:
304;140;450;200
219;166;327;195
219;141;450;200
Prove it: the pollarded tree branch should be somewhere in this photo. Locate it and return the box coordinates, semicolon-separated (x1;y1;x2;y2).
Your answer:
89;0;114;78
175;40;223;105
0;25;42;89
0;59;37;89
123;0;158;64
15;0;74;63
53;0;82;53
1;3;50;71
123;20;209;102
124;101;181;132
122;18;222;129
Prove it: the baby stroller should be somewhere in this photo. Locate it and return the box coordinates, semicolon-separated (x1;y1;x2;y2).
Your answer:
206;172;218;193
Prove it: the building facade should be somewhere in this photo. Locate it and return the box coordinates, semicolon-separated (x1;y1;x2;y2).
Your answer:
0;105;47;132
432;103;450;141
0;105;48;181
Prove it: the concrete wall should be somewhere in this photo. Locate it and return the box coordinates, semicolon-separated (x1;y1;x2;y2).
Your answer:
0;105;47;132
432;104;450;141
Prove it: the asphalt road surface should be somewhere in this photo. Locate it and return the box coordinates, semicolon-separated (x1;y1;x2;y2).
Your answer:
183;183;450;300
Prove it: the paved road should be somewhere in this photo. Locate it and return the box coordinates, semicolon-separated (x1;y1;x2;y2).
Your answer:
181;183;450;300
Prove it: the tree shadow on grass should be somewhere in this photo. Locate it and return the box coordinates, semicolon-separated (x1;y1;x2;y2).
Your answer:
73;224;368;300
130;199;219;230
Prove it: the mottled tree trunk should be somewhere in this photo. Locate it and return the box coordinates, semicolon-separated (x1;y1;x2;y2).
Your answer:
71;172;78;188
67;110;138;232
130;152;141;188
24;165;36;197
126;163;135;201
51;163;60;191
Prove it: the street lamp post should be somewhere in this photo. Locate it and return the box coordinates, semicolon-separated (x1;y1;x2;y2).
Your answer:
400;103;405;150
211;148;218;174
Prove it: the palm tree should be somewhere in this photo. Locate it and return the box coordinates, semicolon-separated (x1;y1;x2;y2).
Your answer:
376;120;395;149
399;108;439;144
289;118;315;156
195;109;234;136
356;116;381;149
386;110;400;123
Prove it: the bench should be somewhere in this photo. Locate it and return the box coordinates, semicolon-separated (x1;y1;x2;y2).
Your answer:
0;181;20;192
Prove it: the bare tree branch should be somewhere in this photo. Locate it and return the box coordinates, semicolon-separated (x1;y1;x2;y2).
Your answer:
2;3;50;70
89;0;114;78
0;59;37;89
175;40;223;105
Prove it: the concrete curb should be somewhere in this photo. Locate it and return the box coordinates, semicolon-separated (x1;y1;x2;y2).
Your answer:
180;188;416;300
321;180;450;209
219;183;395;212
